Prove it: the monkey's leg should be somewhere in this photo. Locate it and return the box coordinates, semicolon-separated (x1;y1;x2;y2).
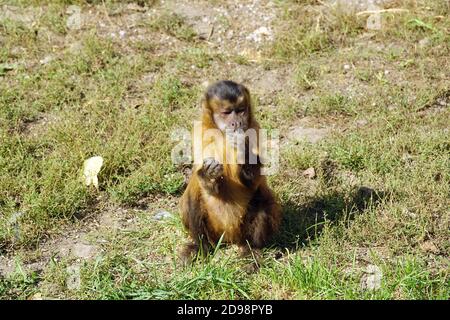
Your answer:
179;182;213;265
239;244;262;274
179;241;199;266
179;236;213;267
179;236;212;266
237;206;269;273
239;188;282;272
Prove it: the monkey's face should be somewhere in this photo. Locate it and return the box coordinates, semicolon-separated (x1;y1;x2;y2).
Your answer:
210;96;250;133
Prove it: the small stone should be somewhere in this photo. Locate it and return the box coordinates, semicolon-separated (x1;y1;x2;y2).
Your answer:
356;119;368;127
418;37;430;48
40;55;54;65
302;167;316;179
142;72;157;85
71;243;97;259
0;6;35;24
66;5;81;15
125;3;147;12
153;209;173;221
0;256;15;277
26;262;45;273
9;211;23;224
246;26;273;43
31;292;43;300
68;41;83;54
67;9;82;30
193;22;211;40
66;265;81;290
201;80;210;88
403;208;416;218
288;126;328;144
367;13;382;31
360;264;382;291
340;170;358;185
420;241;439;254
401;153;413;163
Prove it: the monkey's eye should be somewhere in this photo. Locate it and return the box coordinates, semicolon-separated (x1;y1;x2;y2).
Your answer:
222;110;232;115
236;108;245;113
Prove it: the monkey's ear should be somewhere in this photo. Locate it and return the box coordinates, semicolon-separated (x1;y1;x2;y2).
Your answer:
201;97;214;121
240;84;250;97
240;85;252;107
201;97;210;114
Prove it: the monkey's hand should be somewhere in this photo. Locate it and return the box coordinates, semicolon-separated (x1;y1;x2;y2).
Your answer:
201;157;223;181
240;157;261;187
240;163;258;183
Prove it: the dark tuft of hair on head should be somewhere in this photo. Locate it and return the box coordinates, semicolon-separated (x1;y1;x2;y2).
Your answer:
206;80;246;103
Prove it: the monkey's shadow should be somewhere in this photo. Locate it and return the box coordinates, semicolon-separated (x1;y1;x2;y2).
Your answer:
270;186;387;252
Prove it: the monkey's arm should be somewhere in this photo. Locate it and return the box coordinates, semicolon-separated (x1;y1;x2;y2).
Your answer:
239;150;262;188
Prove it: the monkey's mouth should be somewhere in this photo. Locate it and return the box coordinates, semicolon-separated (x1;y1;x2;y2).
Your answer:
224;129;249;148
224;128;247;139
225;125;248;132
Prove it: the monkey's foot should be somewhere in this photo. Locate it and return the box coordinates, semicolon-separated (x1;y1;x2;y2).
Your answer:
178;242;199;267
239;247;262;274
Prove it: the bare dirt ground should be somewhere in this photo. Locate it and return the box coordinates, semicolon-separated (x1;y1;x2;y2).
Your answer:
0;0;425;269
0;0;308;283
1;0;448;299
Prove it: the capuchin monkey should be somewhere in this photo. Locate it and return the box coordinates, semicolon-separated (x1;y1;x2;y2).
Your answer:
179;80;281;272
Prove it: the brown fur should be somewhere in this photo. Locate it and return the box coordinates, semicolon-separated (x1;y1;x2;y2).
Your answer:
179;81;282;269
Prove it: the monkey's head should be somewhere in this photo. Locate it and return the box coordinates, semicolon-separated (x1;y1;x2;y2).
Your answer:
202;80;253;132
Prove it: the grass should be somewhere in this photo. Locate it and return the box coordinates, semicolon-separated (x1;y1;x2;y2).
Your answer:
0;0;449;299
147;12;197;42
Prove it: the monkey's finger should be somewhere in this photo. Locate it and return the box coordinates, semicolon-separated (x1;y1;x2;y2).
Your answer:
203;158;222;177
211;163;223;176
209;160;221;170
203;157;216;170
